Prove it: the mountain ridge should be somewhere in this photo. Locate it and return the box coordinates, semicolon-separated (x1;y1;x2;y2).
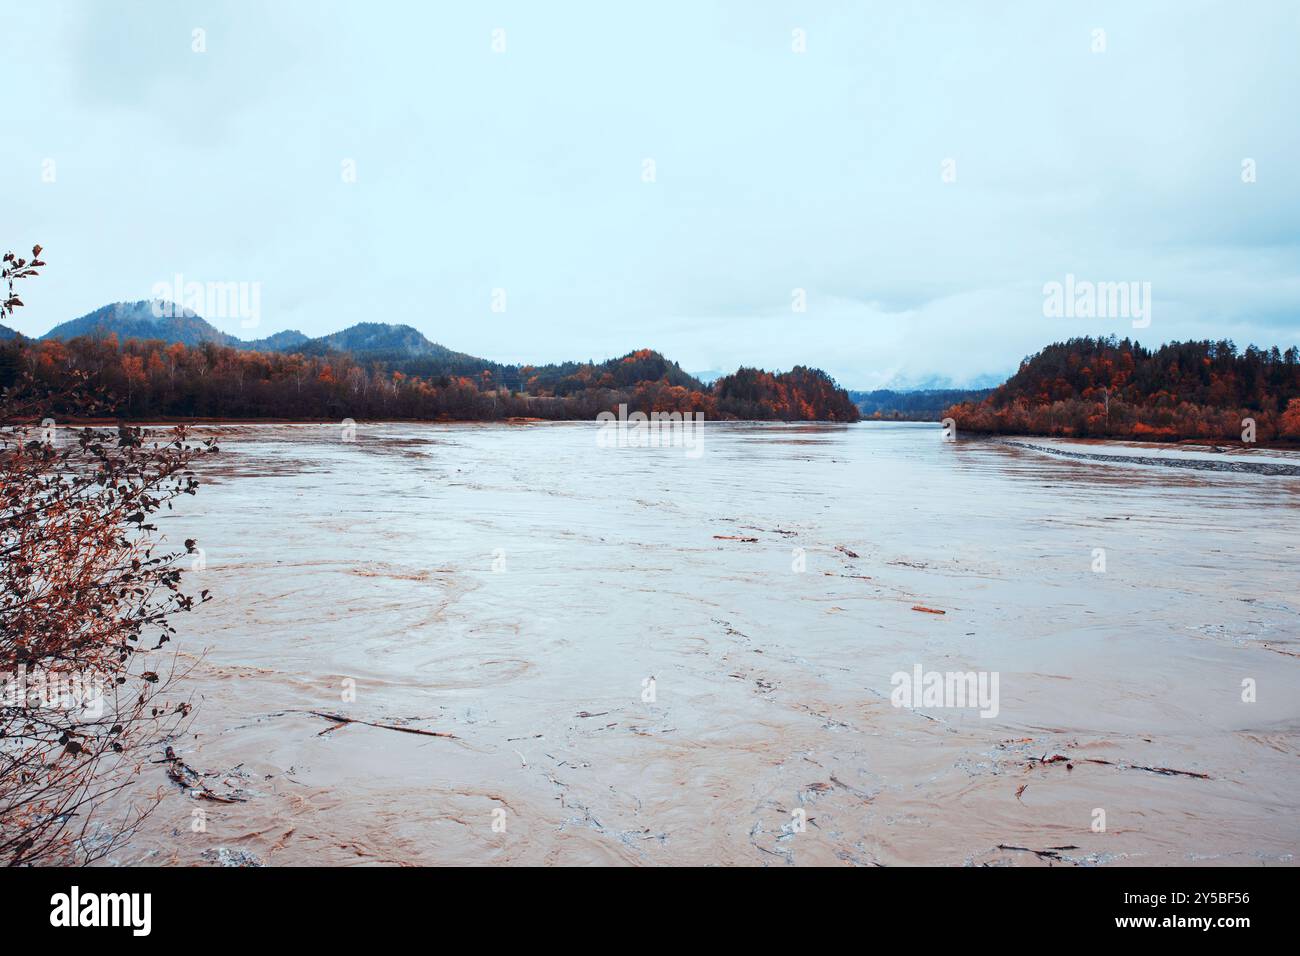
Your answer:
23;301;851;420
34;301;707;387
38;300;479;366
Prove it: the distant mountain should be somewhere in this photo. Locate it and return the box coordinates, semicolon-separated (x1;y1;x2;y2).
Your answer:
848;387;994;421
690;369;724;385
38;303;499;376
293;322;505;380
247;329;310;351
42;300;240;348
29;303;855;416
8;307;864;422
0;323;20;341
874;371;1007;392
302;322;464;359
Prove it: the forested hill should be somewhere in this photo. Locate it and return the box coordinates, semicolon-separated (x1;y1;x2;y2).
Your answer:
0;335;860;424
945;337;1300;441
715;366;860;422
512;348;703;397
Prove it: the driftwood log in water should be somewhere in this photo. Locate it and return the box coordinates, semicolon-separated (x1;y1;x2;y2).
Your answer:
996;843;1080;861
163;747;247;803
306;711;458;739
1025;752;1211;779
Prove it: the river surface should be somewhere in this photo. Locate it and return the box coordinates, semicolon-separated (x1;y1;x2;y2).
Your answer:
104;422;1300;866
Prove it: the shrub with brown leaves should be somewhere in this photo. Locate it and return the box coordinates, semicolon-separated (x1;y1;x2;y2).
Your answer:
1;247;217;865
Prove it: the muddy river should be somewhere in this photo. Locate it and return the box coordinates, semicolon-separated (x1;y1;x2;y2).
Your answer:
101;422;1300;866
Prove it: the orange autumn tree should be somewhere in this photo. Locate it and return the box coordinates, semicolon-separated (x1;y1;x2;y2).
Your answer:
1281;398;1300;439
1;246;217;865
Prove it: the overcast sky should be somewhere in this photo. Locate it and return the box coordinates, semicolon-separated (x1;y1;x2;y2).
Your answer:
4;1;1298;388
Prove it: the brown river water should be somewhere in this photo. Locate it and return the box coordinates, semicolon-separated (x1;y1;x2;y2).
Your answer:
100;422;1300;866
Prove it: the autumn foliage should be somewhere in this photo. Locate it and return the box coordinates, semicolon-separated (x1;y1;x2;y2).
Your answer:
714;366;861;422
946;337;1300;442
0;336;860;424
1;248;216;865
